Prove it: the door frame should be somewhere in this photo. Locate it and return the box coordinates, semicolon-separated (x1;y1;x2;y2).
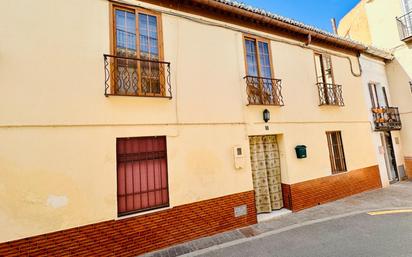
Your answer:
380;132;399;183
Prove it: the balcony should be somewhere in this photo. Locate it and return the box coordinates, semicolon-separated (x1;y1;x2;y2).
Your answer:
317;82;344;106
244;76;284;106
396;11;412;42
104;54;171;98
372;107;402;131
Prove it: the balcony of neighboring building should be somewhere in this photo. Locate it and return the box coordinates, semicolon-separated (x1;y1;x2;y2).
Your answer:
397;11;412;42
368;83;401;131
372;107;402;131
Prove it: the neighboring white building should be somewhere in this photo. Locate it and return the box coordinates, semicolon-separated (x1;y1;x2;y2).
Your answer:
360;53;406;187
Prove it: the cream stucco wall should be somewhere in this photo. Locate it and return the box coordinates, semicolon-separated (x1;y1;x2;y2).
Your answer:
363;0;404;50
338;0;404;49
0;0;378;242
338;0;373;45
244;41;377;184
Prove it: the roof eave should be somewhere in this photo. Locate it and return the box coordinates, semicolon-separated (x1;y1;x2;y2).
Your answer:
189;0;367;51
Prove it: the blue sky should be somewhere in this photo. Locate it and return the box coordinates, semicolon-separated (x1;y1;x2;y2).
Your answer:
238;0;360;32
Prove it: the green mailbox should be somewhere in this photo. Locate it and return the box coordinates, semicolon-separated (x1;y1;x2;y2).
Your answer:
295;145;307;159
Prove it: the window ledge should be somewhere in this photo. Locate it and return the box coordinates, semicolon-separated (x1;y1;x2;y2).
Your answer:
247;103;284;107
319;104;345;107
116;205;172;220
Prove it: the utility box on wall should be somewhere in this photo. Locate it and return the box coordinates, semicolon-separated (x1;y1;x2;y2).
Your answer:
295;145;307;159
233;146;245;169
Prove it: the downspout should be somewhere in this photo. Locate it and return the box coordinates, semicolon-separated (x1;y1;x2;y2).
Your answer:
305;33;312;46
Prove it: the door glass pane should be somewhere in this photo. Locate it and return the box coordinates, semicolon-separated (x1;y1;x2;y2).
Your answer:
376;84;388;107
139;14;159;59
149;15;159;57
139;14;149;57
139;13;160;94
369;83;378;108
314;54;324;83
245;39;259;77
115;9;137;95
323;55;334;84
258;42;274;103
258;42;272;78
116;10;136;56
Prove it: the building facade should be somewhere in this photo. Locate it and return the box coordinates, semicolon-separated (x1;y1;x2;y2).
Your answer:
0;0;388;256
339;0;412;178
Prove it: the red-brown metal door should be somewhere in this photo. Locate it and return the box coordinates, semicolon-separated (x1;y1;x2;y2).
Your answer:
117;136;169;216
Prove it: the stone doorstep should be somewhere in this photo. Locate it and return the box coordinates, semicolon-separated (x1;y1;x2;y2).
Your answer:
257;209;292;223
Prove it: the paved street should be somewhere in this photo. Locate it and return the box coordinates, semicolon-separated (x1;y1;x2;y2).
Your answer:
196;212;412;257
141;182;412;257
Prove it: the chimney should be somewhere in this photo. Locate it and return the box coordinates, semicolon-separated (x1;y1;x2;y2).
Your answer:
331;18;338;34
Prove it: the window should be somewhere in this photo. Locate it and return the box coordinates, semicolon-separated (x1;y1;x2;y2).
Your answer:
326;131;347;174
244;36;273;79
404;0;412;12
368;83;389;108
117;136;169;216
111;5;165;96
244;36;283;105
314;53;343;106
314;53;334;85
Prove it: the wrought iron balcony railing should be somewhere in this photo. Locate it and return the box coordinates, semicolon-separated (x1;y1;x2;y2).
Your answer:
317;82;344;106
104;54;171;98
244;76;284;106
372;107;402;131
397;11;412;42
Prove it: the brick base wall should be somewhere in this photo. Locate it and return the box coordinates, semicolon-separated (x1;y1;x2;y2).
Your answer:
0;191;256;257
282;165;382;212
405;157;412;179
